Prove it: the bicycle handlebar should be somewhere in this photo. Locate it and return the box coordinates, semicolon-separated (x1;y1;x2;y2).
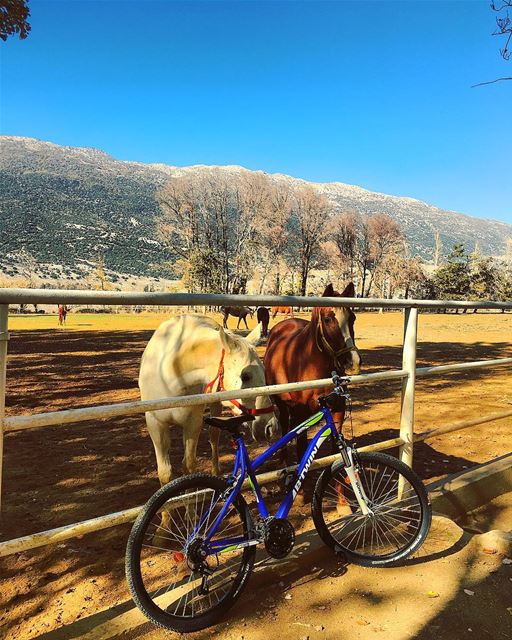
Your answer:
331;371;350;390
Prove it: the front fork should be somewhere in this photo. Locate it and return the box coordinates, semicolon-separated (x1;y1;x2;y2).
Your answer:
337;440;373;517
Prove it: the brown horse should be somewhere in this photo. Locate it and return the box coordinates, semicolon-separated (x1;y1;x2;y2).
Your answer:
272;306;294;319
58;305;68;326
264;283;360;462
256;306;270;337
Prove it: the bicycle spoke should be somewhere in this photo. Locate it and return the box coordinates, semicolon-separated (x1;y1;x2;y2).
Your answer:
320;456;426;559
133;479;251;623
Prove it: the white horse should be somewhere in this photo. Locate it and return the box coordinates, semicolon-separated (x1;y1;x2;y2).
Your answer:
139;314;278;487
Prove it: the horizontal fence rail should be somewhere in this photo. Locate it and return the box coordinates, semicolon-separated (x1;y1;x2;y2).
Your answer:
3;369;408;431
1;287;512;309
3;358;512;433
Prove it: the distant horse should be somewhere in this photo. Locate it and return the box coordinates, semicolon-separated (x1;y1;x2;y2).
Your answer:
264;283;360;463
272;306;294;319
220;305;254;330
139;314;278;486
58;305;68;326
257;306;270;337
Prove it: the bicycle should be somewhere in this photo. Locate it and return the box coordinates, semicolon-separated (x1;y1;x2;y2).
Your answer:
126;373;431;632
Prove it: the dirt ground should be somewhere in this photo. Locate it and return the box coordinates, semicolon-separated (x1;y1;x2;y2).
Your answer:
0;310;511;639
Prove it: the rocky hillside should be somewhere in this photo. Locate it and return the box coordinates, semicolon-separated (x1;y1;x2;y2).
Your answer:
1;136;510;280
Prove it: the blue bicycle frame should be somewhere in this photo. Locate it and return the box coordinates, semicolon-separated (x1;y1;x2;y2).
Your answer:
197;406;340;556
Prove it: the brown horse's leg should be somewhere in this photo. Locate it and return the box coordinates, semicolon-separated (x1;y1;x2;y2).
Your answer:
290;406;310;463
331;410;351;514
273;397;290;465
243;314;249;330
335;477;352;516
289;406;311;506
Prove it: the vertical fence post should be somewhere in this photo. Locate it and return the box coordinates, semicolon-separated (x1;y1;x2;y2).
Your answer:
399;307;418;476
0;304;9;513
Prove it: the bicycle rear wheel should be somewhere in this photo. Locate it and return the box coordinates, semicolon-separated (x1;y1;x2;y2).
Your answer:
126;473;255;633
312;452;431;566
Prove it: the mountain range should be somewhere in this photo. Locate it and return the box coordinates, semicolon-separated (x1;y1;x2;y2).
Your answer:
1;136;510;282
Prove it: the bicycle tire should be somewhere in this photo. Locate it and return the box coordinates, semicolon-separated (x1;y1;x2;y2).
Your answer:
312;452;431;567
126;473;255;632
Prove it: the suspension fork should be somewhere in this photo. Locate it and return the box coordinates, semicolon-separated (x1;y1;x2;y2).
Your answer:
337;440;373;517
325;409;374;517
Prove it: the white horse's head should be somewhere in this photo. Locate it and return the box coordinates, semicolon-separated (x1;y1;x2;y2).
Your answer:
218;324;279;441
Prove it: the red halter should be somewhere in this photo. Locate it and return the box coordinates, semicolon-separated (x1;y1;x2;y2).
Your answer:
204;349;276;416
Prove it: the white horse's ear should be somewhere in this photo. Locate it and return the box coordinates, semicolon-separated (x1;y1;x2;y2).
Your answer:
219;326;239;352
245;323;261;346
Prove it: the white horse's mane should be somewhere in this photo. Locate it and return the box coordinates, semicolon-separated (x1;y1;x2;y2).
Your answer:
180;313;254;354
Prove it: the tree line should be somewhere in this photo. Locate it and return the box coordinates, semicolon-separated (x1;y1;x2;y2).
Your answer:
155;169;512;303
156;168;431;298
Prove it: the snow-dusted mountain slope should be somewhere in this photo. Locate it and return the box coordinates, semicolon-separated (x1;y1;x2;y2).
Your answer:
0;136;509;279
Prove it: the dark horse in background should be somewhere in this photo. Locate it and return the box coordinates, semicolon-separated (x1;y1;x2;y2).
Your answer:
264;283;360;463
220;305;254;330
256;306;270;337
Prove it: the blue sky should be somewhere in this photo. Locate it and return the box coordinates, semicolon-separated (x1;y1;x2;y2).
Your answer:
1;0;511;224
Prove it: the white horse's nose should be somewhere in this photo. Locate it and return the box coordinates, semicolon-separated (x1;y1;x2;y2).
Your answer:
252;415;279;442
265;416;279;441
349;349;361;375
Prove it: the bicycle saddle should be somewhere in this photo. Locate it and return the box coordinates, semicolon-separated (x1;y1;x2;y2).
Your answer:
204;414;255;433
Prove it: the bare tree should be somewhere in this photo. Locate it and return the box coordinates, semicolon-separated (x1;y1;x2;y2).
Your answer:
292;186;330;296
231;172;271;293
330;211;358;282
367;215;403;295
157;169;286;294
492;0;512;60
377;253;426;299
352;213;403;297
255;182;293;293
473;1;512;86
87;254;112;291
433;230;443;267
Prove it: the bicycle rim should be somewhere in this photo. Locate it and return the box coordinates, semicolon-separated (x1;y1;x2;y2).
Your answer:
318;454;428;561
127;475;254;630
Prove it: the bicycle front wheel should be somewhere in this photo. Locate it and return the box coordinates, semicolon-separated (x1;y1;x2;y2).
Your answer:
312;452;431;567
126;473;255;633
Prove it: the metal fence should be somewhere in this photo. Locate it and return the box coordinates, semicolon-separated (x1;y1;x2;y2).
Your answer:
0;288;511;558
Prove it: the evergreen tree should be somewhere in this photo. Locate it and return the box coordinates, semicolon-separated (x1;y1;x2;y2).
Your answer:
470;254;498;302
432;243;471;305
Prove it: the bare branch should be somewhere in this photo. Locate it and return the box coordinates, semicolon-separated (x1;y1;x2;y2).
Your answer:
471;76;512;87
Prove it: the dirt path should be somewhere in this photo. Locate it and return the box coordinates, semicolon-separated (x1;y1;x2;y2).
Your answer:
0;310;510;639
133;516;512;640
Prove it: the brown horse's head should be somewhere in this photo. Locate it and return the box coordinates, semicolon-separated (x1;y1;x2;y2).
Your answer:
311;282;361;375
